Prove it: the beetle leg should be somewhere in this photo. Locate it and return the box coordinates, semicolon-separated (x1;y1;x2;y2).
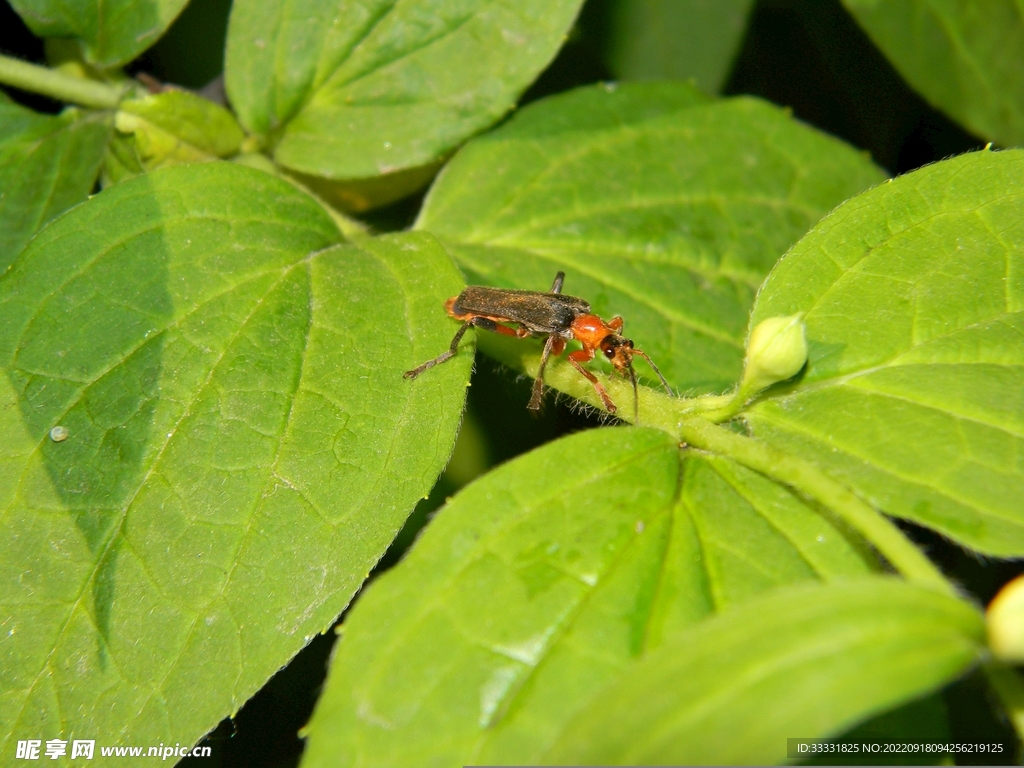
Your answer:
483;320;531;339
567;348;617;413
405;316;534;380
404;322;474;379
528;335;566;410
550;271;565;294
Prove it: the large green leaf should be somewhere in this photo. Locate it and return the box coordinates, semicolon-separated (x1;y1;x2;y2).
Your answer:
7;0;189;68
546;578;984;765
747;149;1024;556
842;0;1024;147
0;164;469;753
416;82;887;395
300;427;875;766
0;101;109;273
225;0;583;181
603;0;755;94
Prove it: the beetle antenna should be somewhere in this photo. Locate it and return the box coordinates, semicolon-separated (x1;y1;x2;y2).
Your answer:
633;349;672;395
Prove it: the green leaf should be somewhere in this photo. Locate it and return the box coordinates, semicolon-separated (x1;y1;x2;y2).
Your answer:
603;0;755;94
416;82;886;395
8;0;190;68
300;427;875;766
842;0;1024;147
0;164;469;753
225;0;584;181
0;101;110;272
544;578;985;765
103;91;246;185
120;91;245;159
747;149;1024;556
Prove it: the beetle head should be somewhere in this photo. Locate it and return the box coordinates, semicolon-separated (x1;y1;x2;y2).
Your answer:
600;333;673;422
599;334;635;374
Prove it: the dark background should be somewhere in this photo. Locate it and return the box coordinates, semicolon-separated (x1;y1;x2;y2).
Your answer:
1;0;1017;765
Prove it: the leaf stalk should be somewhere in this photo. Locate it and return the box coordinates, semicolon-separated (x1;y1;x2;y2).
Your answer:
0;53;124;109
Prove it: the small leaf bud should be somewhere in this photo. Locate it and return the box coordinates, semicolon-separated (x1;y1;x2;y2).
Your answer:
987;574;1024;662
740;314;808;395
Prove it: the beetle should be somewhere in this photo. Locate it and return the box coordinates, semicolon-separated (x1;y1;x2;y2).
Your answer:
404;271;672;419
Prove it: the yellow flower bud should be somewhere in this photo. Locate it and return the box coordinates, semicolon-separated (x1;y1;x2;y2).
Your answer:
987;574;1024;662
740;314;808;395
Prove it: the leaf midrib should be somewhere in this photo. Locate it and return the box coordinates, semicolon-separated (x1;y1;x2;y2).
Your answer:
707;457;837;580
467;450;680;763
291;0;499;126
140;261;316;719
778;196;1022;333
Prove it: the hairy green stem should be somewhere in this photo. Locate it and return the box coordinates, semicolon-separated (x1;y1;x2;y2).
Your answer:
0;53;123;109
689;391;749;423
982;662;1024;749
676;417;955;594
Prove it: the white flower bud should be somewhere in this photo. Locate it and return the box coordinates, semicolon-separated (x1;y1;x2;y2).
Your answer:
740;314;808;395
987;574;1024;662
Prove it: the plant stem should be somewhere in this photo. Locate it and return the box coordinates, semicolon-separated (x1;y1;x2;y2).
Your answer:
982;662;1024;750
0;53;123;109
676;416;956;595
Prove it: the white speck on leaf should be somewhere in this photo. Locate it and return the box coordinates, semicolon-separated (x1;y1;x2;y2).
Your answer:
501;28;526;45
357;700;395;729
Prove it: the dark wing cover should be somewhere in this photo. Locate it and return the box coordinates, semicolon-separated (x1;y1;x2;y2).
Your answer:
453;286;590;334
